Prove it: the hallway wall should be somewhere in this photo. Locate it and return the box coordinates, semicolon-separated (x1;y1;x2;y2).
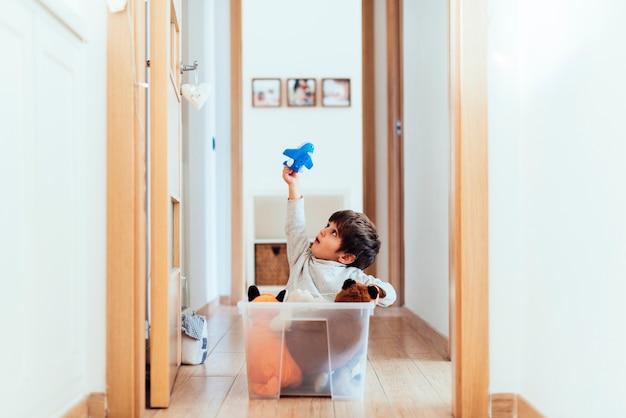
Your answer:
182;0;220;312
182;0;233;306
402;0;451;338
488;0;626;415
0;1;107;416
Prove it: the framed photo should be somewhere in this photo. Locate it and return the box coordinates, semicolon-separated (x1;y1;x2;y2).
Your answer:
322;78;351;107
287;78;316;107
252;78;281;107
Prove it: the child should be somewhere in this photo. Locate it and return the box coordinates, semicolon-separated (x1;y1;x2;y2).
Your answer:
282;166;396;307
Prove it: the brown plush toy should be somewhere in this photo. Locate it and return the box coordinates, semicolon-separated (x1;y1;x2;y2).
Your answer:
334;278;380;302
245;286;303;397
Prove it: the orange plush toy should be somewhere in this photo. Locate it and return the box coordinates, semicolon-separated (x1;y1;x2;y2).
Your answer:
245;286;303;397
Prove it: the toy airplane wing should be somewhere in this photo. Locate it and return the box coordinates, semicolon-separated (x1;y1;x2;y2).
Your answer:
283;142;315;172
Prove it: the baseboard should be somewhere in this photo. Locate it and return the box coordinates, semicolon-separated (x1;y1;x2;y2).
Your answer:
195;296;222;317
193;295;236;319
491;393;545;418
62;393;106;418
402;307;449;360
491;393;516;417
518;395;545;418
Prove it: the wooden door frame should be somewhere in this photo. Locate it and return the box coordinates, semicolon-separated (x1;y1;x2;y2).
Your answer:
230;0;245;304
149;0;182;408
106;1;147;416
362;0;377;278
449;0;489;415
385;0;405;307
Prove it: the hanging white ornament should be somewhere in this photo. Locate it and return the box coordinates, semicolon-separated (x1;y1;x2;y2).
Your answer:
107;0;127;13
181;83;211;110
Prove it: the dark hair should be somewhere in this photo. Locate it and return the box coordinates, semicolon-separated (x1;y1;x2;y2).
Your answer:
328;210;380;270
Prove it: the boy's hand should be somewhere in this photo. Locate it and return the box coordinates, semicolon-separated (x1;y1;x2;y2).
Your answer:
282;165;297;184
283;166;302;200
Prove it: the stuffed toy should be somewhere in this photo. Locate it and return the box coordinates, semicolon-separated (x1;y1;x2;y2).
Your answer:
334;278;380;303
245;286;303;397
328;279;379;395
285;279;378;394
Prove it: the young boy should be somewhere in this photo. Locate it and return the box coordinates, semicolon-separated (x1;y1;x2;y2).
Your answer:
282;166;396;307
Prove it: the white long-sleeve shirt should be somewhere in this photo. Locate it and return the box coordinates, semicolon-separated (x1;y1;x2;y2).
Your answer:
284;198;397;307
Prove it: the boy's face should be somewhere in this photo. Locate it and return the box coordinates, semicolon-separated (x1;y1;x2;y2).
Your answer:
311;222;353;264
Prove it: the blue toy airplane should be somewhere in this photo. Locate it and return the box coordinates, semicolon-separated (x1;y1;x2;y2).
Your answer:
283;142;315;172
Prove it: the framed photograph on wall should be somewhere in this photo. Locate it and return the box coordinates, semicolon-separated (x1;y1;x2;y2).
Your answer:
252;78;281;107
287;78;316;107
322;78;351;107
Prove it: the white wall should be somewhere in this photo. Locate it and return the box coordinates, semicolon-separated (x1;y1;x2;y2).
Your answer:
83;2;107;397
489;0;626;415
488;0;524;396
181;0;233;303
402;0;450;337
0;1;107;416
214;0;232;297
242;0;364;285
183;0;220;311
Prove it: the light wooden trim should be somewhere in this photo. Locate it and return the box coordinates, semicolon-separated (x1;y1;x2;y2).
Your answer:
87;393;106;418
170;0;181;30
106;0;147;416
62;393;106;418
518;395;546;418
491;393;546;418
132;0;148;414
172;197;181;267
449;0;489;416
491;393;516;418
230;0;245;305
150;0;172;407
170;0;181;89
60;397;87;417
362;0;377;278
385;0;405;306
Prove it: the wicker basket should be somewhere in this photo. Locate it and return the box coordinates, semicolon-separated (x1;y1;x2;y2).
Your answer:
255;243;289;286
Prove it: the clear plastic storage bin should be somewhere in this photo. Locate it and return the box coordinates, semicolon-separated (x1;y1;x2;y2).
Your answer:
237;301;375;400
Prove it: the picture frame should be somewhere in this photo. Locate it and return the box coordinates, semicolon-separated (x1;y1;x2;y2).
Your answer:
287;78;317;107
252;78;281;107
322;78;351;107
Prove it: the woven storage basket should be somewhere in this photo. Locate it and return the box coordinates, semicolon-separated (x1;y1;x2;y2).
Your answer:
255;243;289;285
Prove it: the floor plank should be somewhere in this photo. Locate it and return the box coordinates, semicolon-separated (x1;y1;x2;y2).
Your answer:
144;306;452;417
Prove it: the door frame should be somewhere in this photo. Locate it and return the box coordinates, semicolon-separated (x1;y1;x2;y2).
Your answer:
362;0;377;278
449;0;490;415
106;1;147;416
384;0;405;307
229;0;245;305
148;0;183;408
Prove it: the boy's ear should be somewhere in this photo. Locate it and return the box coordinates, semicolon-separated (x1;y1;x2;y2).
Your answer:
338;252;356;265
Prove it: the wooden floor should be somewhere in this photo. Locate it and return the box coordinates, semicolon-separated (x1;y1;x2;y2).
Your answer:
143;305;452;418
